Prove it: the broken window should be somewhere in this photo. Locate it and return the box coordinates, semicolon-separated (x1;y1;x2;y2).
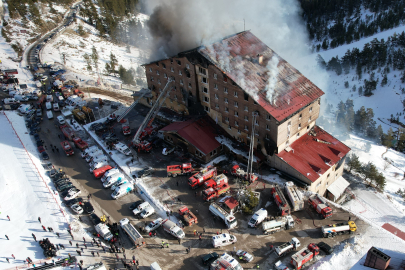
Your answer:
234;111;238;117
235;121;238;127
179;70;182;76
155;62;159;66
215;94;218;99
223;76;228;83
234;91;238;97
204;96;209;103
244;125;248;131
202;77;207;84
244;116;248;121
177;60;181;65
162;63;166;69
214;84;218;89
266;124;269;130
199;67;207;75
186;64;189;69
214;73;217;79
170;67;174;72
224;98;228;104
244;106;248;112
204;106;210;112
244;92;249;101
188;82;192;88
234;101;238;107
225;107;229;112
180;79;183;85
224;87;228;93
149;68;152;72
203;87;208;93
156;70;159;75
266;114;271;121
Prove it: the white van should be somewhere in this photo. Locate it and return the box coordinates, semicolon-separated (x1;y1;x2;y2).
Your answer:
14;95;29;102
89;155;108;167
47;110;54;119
101;168;120;183
53;102;60;111
114;142;131;156
46;95;53;102
150;262;162;270
57;115;65;125
212;233;237;248
248;208;268;228
85;150;104;162
81;146;100;158
46;102;52;110
4;98;20;104
102;173;124;188
89;161;109;173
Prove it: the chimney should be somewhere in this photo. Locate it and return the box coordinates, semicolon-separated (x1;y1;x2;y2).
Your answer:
259;55;264;65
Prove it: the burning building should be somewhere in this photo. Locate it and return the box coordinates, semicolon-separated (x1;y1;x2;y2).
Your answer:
142;31;350;196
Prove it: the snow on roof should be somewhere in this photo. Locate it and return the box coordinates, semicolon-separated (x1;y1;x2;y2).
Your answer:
277;126;351;182
327;176;350;199
198;31;324;122
160;118;221;155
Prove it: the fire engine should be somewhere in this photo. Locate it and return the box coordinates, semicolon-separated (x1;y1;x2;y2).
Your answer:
231;164;258;183
202;183;230;202
204;174;228;189
274;237;301;257
72;137;88;151
167;163;193;177
60;124;75;141
271;185;291;216
61;141;74;156
308;194;333;219
178;206;198;226
290;243;319;270
321;221;357;238
121;119;131;135
188;166;217;189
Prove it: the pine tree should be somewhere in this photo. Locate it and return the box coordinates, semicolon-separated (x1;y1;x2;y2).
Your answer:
375;125;384;143
346;153;361;172
91;46;99;70
109;52;118;73
83;53;92;71
361;162;378;183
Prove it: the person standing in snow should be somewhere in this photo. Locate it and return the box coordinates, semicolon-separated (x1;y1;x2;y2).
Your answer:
42;225;46;231
5;235;9;240
38;217;41;223
32;233;36;242
7;215;10;221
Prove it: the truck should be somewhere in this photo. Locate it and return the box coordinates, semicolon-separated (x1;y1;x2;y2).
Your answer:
60;125;76;140
178;206;198;226
291;243;319;270
321;221;357;238
122;119;131;135
60;141;74;156
103;173;124;188
72;108;86;122
204;174;228;189
74;89;85;98
72;137;88;150
271;185;291;216
308;194;333;219
231;164;258;183
166;163;193;177
111;182;134;199
248;208;268;227
119;218;143;246
162;219;185;239
212;234;237;248
188;166;217;189
262;215;295;235
274;237;301;257
95;223;113;241
203;183;230;202
284;182;304;212
208;203;237;229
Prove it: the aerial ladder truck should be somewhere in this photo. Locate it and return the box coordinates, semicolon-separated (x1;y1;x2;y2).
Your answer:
131;79;174;153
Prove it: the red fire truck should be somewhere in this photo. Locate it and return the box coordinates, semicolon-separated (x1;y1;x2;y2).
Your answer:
61;141;74;156
231;164;258;183
308;194;333;219
167;163;193;177
73;137;88;150
271;186;291;216
204;174;228;189
122;119;131;135
60;125;76;141
202;183;230;202
291;243;319;270
188;166;217;189
178;206;198;226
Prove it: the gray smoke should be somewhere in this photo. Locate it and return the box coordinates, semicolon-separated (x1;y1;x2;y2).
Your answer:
142;0;329;97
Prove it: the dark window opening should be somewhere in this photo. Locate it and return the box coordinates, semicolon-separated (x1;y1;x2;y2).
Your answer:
244;93;249;101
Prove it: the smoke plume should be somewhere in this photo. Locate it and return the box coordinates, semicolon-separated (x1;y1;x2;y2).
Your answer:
142;0;329;98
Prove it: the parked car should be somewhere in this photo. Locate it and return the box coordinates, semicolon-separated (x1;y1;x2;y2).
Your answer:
139;206;155;219
129;200;144;210
37;146;45;153
41;151;49;160
202;252;219;265
235;250;254;262
145;218;163;233
318;242;334;255
71;203;83;214
57;183;74;192
63;198;83;207
45;162;53;170
134;167;153;179
83;201;95;214
36;140;43;147
63;188;81;200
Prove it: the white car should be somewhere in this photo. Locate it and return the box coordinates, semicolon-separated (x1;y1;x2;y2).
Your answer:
235;250;254;262
145;218;163;233
140;206;155;219
71;203;83;214
64;189;81;200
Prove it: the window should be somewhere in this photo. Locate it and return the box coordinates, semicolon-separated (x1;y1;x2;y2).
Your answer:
235;121;238;127
234;111;238;117
286;140;289;146
215;104;219;109
228;125;232;130
309;107;313;112
186;64;189;69
307;126;310;130
238;129;241;134
204;96;209;103
214;73;217;79
224;98;228;104
180;79;183;85
157;79;161;84
156;70;159;75
255;131;259;136
309;116;312;122
223;76;228;83
234;101;238;107
244;92;249;101
149;68;152;72
297;132;300;138
298;123;301;129
265;134;269;139
174;95;177;100
244;106;248;112
155;62;159;67
203;87;208;93
244;125;248;131
188;82;192;88
288;121;291;126
204;106;210;112
215;94;218;99
177;60;181;65
224;87;228;93
199;67;207;75
234;91;238;97
202;77;207;84
170;59;173;64
179;70;182;76
327;173;330;178
244;116;248;121
164;73;167;78
214;84;218;89
150;76;154;81
299;113;302;120
225;117;229;122
255;119;259;126
162;63;166;69
266;114;271;121
266;124;269;130
170;67;174;72
225;107;229;112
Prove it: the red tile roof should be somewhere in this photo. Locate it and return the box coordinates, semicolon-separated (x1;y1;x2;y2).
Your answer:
160;118;221;155
198;31;324;122
276;126;351;182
